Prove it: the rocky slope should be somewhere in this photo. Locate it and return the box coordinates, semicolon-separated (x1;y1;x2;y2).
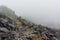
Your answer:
16;17;60;40
0;13;60;40
0;13;18;40
0;6;60;40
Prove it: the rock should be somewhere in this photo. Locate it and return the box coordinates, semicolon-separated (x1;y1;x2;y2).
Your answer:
0;28;9;32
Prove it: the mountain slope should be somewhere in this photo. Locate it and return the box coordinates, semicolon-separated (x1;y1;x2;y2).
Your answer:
0;6;17;20
0;6;60;40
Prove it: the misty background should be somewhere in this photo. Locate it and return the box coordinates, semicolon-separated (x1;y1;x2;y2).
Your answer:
0;0;60;29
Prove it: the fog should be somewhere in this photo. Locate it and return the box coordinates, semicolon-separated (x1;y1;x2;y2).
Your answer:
0;0;60;29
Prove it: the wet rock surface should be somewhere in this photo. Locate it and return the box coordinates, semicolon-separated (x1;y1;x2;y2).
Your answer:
0;13;60;40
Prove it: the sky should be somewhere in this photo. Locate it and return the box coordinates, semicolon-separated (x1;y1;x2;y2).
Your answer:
0;0;60;29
